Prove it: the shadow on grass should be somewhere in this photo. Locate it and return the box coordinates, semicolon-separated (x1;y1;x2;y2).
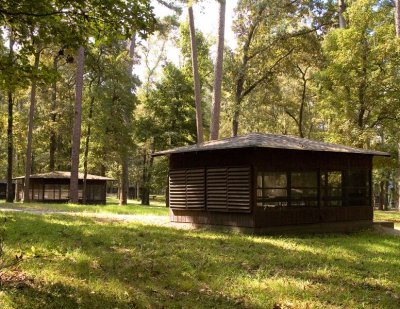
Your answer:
1;213;400;308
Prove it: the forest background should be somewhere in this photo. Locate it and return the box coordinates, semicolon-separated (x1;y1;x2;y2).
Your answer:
0;0;399;209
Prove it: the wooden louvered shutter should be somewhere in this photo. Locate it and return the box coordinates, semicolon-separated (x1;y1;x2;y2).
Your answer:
206;166;251;213
227;167;251;212
186;169;205;209
169;169;205;210
206;168;228;211
169;170;187;209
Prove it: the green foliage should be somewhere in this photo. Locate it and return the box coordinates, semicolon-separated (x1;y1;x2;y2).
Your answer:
137;63;197;150
317;0;400;147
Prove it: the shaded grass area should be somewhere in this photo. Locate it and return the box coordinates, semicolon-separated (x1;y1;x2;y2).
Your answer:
374;210;400;229
0;212;399;308
0;196;168;216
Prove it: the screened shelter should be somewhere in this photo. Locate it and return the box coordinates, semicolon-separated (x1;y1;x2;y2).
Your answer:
14;171;113;204
154;133;389;232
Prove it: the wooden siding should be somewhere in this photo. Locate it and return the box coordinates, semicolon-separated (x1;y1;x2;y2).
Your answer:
168;147;374;229
170;209;255;227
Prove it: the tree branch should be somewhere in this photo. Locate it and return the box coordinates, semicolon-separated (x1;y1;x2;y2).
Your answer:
241;48;295;99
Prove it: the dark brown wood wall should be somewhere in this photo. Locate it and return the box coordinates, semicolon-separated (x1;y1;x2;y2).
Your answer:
169;148;374;228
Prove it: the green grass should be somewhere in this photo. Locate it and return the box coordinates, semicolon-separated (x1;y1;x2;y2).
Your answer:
374;210;400;229
0;208;399;308
0;196;169;216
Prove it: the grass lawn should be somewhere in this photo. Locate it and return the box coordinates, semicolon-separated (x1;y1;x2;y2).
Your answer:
0;207;399;308
0;196;169;216
374;210;400;229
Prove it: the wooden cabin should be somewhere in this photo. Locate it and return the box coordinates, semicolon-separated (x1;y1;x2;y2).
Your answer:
154;133;389;232
0;180;15;200
14;171;114;204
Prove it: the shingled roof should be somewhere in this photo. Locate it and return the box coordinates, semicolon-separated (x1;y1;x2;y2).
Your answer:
153;133;389;157
14;171;114;181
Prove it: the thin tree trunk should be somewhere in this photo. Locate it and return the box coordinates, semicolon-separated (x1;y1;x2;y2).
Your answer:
396;0;400;37
119;34;136;206
398;143;400;211
23;50;41;203
396;0;400;211
49;55;59;171
298;66;309;138
188;5;204;143
338;0;347;29
141;145;155;206
120;157;129;205
6;30;14;203
6;92;13;202
210;0;226;141
379;180;385;211
141;149;148;205
70;45;85;203
82;95;94;204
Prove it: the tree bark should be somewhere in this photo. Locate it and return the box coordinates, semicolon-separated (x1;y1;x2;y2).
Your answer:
396;0;400;37
49;55;59;171
379;180;386;210
82;95;95;204
23;50;41;203
120;156;129;205
6;30;14;203
210;0;226;141
396;0;400;211
338;0;347;29
188;5;204;143
70;45;84;203
398;142;400;211
118;34;136;206
141;145;155;206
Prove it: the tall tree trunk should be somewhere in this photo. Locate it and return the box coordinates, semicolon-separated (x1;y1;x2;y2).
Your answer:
397;143;400;211
119;34;136;206
70;45;84;203
82;95;95;204
338;0;347;29
141;149;148;205
396;0;400;36
188;5;204;144
379;180;385;211
23;50;41;203
49;55;59;171
141;145;155;206
396;0;400;211
210;0;226;141
120;156;129;205
6;30;14;203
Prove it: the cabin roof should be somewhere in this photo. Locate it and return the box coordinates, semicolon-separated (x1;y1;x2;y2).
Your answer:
14;171;114;181
153;133;390;157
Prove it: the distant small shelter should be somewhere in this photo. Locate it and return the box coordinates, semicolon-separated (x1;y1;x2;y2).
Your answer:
154;133;389;232
14;171;114;204
0;180;15;200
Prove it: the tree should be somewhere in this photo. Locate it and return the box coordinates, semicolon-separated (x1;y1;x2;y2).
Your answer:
210;0;226;140
6;29;14;202
69;45;84;203
229;0;331;136
318;0;400;147
395;0;400;210
338;0;347;28
188;3;204;143
23;48;41;202
136;63;197;204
